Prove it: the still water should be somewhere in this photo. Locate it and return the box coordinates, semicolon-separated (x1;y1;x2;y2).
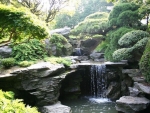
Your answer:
62;97;118;113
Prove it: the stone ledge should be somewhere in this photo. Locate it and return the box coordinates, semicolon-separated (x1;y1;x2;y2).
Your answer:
41;101;71;113
116;96;150;113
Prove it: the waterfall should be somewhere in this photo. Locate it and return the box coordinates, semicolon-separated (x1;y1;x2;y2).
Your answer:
90;64;106;98
75;48;82;56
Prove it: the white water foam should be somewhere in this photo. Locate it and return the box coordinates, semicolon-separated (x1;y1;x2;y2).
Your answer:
89;98;111;103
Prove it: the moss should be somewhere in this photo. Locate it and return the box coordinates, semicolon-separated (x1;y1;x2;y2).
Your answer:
44;57;72;67
18;61;34;67
50;33;72;56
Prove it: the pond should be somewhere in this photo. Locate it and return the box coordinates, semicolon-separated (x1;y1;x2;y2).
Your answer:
62;97;118;113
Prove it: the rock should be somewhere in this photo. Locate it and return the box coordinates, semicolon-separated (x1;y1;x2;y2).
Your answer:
0;62;66;106
0;46;12;58
50;27;71;36
116;96;150;113
63;43;73;56
132;76;145;82
106;82;121;100
80;38;102;55
41;101;72;113
128;87;140;96
134;82;150;94
90;52;104;60
122;69;141;77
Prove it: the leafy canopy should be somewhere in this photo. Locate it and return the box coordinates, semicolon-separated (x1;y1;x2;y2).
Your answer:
0;4;49;46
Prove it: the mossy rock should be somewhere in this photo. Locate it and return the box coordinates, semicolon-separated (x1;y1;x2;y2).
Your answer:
50;33;72;56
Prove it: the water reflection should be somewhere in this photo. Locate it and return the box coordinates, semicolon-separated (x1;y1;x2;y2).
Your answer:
62;97;117;113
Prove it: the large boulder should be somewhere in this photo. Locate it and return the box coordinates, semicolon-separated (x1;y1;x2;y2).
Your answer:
0;46;12;58
50;27;71;36
116;96;150;113
0;62;66;106
41;101;71;113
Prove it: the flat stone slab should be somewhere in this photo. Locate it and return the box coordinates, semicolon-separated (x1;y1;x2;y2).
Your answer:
134;82;150;94
41;102;72;113
116;96;150;113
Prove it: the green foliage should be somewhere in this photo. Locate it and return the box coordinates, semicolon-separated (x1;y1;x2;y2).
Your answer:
85;12;109;20
95;41;108;52
54;0;111;28
18;61;34;67
112;48;133;61
0;90;39;113
12;39;47;61
104;27;134;61
71;12;109;36
139;39;150;82
0;4;49;45
109;3;141;27
44;57;72;67
133;37;149;50
118;30;149;47
112;36;149;61
50;33;71;56
1;57;15;68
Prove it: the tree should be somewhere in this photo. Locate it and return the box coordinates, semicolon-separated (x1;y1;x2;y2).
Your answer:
17;0;70;23
54;0;113;28
0;4;49;46
109;3;141;28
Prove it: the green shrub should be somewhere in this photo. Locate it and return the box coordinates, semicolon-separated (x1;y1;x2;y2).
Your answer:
95;41;108;52
1;58;15;68
112;37;149;62
50;33;72;56
133;37;149;50
85;12;109;20
104;27;134;61
12;39;47;61
70;12;109;36
112;48;133;61
0;90;39;113
109;3;140;27
18;61;34;67
118;30;149;47
139;40;150;82
44;57;72;67
0;4;49;44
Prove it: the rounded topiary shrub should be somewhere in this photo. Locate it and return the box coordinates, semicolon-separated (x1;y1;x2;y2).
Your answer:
118;30;149;47
139;40;150;82
1;57;15;68
113;48;133;61
133;37;149;50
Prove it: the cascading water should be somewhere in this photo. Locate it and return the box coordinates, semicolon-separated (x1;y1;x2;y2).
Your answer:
75;48;82;56
90;64;107;98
